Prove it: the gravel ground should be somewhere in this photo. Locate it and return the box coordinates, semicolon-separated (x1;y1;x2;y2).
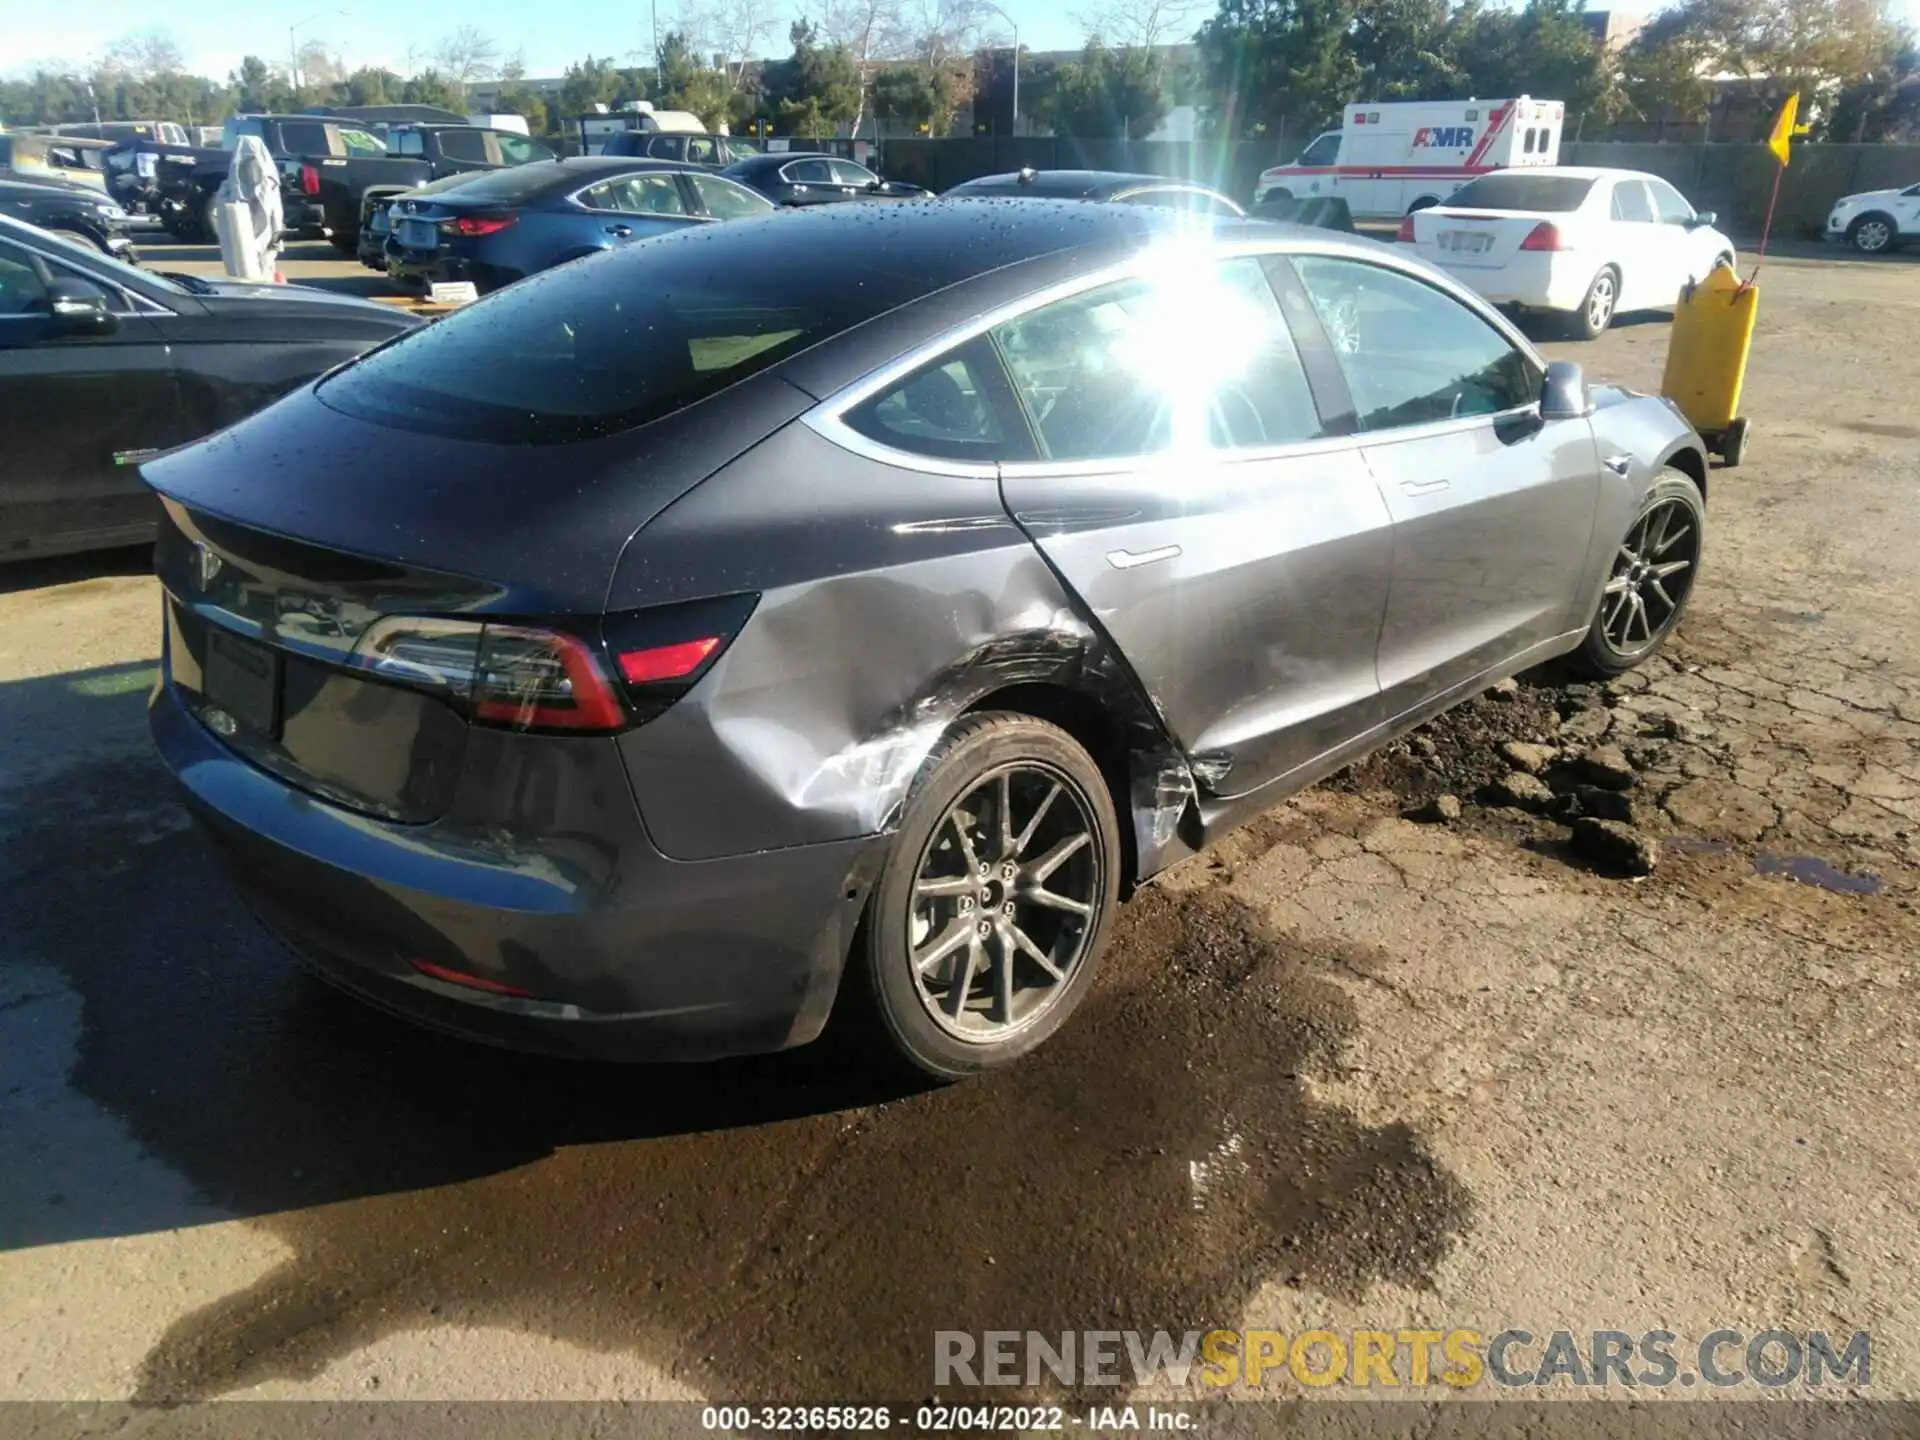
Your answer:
0;240;1916;1416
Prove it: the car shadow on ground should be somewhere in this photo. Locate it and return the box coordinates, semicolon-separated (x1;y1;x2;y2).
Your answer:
0;544;152;596
0;659;1473;1405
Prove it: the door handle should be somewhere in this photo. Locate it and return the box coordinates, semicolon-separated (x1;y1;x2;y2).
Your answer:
1399;477;1451;495
606;224;633;237
1603;454;1632;476
1106;544;1182;570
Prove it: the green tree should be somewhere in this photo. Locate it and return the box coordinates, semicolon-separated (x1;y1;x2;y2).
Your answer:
339;67;400;107
1450;0;1614;118
402;69;467;111
1351;0;1469;100
1195;0;1361;138
1033;39;1171;137
761;21;862;135
654;30;736;125
558;54;625;120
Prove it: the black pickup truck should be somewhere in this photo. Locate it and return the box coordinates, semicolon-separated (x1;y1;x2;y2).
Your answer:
160;116;556;249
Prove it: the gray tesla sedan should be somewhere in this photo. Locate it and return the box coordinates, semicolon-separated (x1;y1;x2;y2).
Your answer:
145;199;1708;1079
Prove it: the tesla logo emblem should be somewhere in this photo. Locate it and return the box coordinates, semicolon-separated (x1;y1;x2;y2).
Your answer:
191;541;223;590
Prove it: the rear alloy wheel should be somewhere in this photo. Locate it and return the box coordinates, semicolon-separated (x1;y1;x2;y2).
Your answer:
1572;469;1704;676
1567;267;1619;339
852;713;1120;1079
1848;214;1897;255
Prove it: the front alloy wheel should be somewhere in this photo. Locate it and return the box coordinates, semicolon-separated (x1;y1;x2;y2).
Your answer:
1851;216;1895;254
851;712;1121;1079
1573;469;1705;676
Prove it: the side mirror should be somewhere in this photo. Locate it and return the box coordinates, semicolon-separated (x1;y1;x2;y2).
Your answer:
1689;209;1717;228
47;277;118;336
1541;360;1589;420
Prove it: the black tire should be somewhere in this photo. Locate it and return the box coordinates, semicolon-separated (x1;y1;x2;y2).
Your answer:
1570;468;1705;678
200;194;221;247
1564;266;1620;340
1848;212;1898;255
846;712;1121;1080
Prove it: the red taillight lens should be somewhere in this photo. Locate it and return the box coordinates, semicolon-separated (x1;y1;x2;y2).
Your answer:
473;626;626;731
449;214;516;237
409;958;534;998
618;636;720;685
300;163;320;196
1396;215;1417;243
1520;221;1565;251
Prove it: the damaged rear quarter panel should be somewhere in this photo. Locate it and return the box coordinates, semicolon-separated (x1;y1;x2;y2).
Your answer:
608;418;1193;867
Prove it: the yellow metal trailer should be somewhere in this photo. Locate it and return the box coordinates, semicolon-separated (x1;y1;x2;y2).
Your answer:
1660;265;1758;467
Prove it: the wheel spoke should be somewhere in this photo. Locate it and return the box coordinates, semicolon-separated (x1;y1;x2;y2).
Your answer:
914;918;974;974
995;771;1014;859
1029;830;1091;883
1643;503;1671;558
946;937;981;1017
914;874;975;898
1603;573;1633;595
1616;544;1638;568
1603;590;1631;641
1025;885;1092;917
1012;782;1060;858
1652;524;1691;557
1648;578;1676;613
948;810;981;876
1629;592;1650;643
992;926;1015;1024
1009;921;1068;982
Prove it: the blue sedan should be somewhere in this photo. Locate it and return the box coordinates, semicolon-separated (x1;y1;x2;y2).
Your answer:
384;156;776;294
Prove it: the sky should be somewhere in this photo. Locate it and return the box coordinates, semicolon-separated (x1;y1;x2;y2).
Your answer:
6;0;1088;84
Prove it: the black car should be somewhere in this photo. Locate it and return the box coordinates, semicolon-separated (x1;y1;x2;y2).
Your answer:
720;151;932;206
944;168;1245;216
0;178;137;261
0;215;419;561
140;200;1706;1078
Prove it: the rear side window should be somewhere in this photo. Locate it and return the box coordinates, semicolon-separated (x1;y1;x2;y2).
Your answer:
784;158;833;184
685;137;719;165
1446;174;1595;211
1610;181;1655;222
648;136;686;160
436;130;490;163
276;121;331;155
319;242;928;443
844;337;1023;462
687;174;775;220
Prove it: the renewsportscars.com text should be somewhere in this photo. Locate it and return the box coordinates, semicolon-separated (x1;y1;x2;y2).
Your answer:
934;1328;1871;1390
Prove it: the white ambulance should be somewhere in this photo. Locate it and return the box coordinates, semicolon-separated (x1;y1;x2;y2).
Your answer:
1253;96;1564;221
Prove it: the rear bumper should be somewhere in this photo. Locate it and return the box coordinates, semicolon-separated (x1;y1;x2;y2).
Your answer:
149;678;882;1061
1429;251;1590;311
384;248;518;293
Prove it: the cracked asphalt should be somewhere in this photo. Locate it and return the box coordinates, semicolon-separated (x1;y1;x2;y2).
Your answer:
1;244;1916;1413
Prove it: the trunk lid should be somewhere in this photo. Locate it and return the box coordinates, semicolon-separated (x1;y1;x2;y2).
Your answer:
144;374;809;821
1411;207;1553;269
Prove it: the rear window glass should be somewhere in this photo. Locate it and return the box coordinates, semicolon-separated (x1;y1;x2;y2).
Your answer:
318;231;925;444
1446;174;1595;212
418;163;568;204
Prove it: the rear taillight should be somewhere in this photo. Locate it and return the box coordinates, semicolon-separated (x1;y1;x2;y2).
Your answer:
449;214;516;237
1520;221;1566;251
1396;215;1417;243
300;163;321;196
348;596;756;735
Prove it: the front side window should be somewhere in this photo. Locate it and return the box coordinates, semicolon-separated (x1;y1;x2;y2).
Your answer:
844;337;1018;462
992;256;1328;462
0;239;46;316
1291;256;1537;431
687;173;775;220
1610;180;1655;223
1647;179;1695;224
784;158;833;184
392;130;425;156
829;159;877;186
648;135;686;160
1299;133;1339;167
685;137;718;165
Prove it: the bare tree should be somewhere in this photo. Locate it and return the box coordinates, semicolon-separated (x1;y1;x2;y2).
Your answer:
1074;0;1206;49
297;37;349;88
679;0;781;87
435;25;502;92
818;0;913;137
100;28;187;81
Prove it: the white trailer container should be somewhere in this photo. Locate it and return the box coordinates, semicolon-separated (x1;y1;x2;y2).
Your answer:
1254;96;1564;220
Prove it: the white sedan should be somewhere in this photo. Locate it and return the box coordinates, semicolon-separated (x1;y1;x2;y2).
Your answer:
1824;182;1920;254
1400;166;1736;339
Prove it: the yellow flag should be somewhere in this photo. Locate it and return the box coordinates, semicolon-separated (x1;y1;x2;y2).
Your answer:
1768;92;1807;167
